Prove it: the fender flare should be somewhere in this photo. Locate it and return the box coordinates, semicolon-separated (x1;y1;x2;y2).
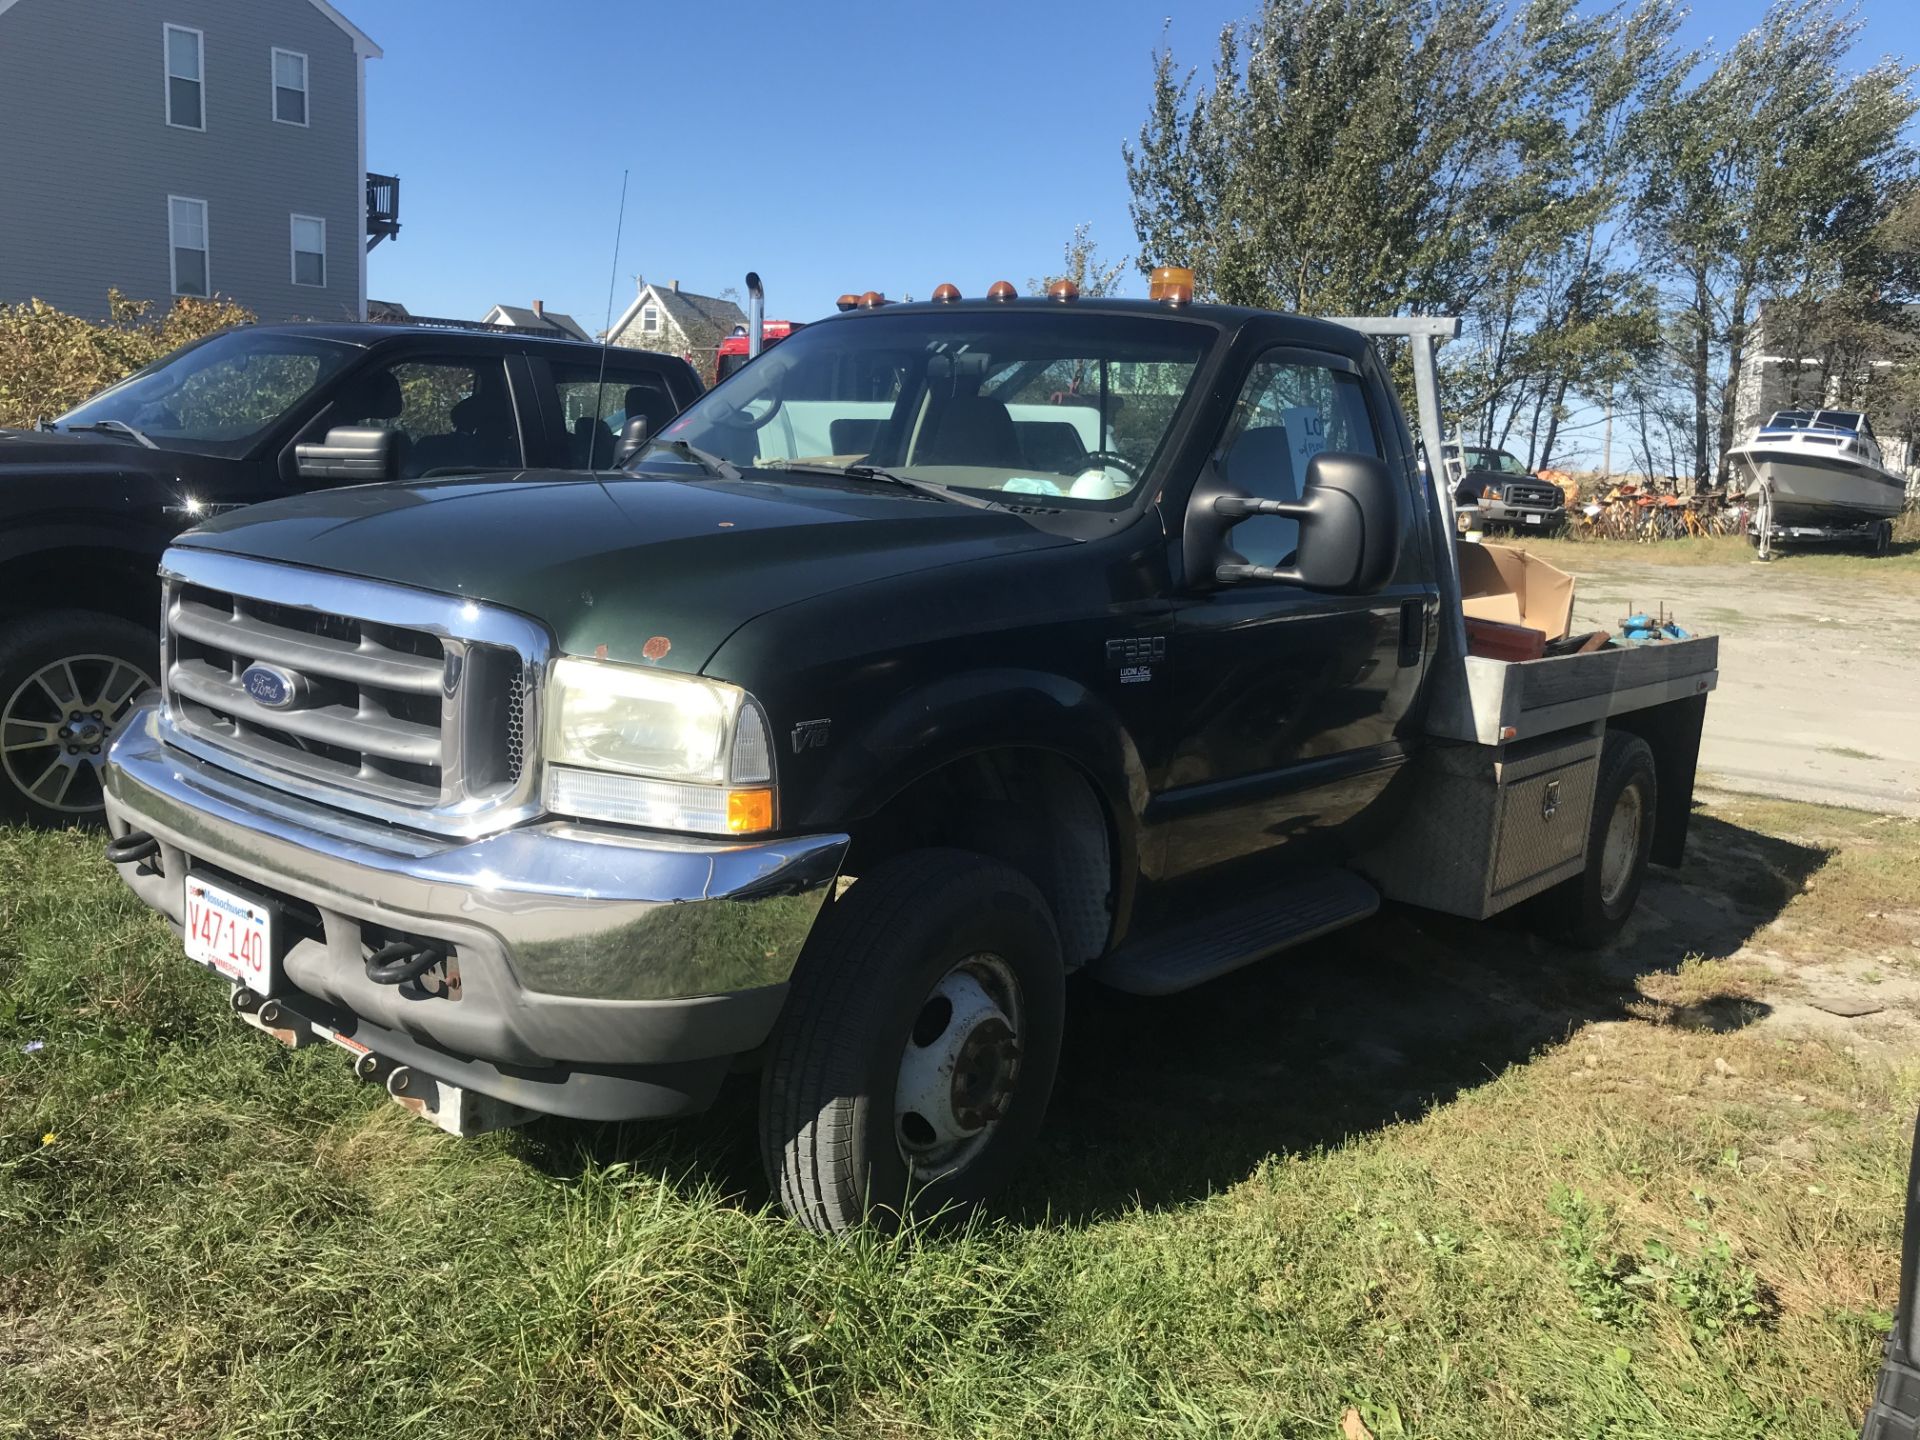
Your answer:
793;665;1151;899
0;516;172;569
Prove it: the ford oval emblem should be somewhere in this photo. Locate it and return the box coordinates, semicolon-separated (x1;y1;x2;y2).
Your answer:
241;663;300;710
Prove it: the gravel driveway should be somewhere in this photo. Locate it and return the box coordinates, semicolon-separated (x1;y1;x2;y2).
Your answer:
1554;548;1920;814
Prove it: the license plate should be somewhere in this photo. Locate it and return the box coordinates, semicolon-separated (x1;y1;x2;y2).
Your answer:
1525;513;1543;524
183;875;278;995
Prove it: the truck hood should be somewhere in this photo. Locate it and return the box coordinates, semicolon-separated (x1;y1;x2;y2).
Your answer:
175;470;1073;672
0;427;176;472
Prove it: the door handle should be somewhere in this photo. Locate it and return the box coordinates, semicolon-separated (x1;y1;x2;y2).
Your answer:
1397;598;1425;668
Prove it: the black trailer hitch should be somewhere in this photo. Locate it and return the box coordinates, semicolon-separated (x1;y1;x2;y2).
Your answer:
364;939;447;986
104;830;160;866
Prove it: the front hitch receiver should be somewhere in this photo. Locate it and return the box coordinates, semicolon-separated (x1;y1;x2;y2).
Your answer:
105;830;160;867
364;940;446;986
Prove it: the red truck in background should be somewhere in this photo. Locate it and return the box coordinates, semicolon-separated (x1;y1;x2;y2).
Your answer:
715;318;804;383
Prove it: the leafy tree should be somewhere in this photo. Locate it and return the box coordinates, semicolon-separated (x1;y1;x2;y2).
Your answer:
1028;223;1129;298
1454;0;1680;469
1123;0;1526;318
1634;0;1917;486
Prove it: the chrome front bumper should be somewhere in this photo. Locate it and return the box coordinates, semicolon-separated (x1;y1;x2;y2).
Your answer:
103;705;847;1104
1482;499;1567;529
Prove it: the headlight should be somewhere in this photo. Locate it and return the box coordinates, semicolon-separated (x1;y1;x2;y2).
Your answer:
541;657;775;835
1481;483;1502;500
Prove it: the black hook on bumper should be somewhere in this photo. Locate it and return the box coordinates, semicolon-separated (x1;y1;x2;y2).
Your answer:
364;940;445;986
105;830;159;866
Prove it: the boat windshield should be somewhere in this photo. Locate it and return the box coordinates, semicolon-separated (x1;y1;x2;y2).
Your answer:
1764;409;1863;436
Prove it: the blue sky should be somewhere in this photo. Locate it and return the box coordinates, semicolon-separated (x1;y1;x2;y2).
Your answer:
360;0;1918;333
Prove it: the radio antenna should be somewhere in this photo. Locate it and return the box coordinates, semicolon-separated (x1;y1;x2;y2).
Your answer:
589;168;630;468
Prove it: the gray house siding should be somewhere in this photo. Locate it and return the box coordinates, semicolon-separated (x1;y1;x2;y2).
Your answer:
0;0;364;321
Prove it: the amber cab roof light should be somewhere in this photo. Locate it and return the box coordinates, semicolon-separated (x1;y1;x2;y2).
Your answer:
835;293;861;312
1148;265;1195;306
1047;278;1080;302
987;279;1017;301
858;291;888;309
932;283;961;302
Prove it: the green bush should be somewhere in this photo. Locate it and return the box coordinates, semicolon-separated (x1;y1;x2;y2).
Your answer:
0;289;255;429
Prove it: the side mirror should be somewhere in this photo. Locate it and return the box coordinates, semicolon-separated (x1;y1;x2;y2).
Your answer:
1184;450;1403;594
296;426;395;482
615;414;651;464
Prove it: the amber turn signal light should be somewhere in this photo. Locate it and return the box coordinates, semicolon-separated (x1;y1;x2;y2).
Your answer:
1148;265;1195;305
726;788;776;834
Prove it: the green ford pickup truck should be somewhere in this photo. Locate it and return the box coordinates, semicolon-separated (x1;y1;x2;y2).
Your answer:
102;293;1718;1233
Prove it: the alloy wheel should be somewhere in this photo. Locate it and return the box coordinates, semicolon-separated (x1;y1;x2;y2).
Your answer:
1;654;155;815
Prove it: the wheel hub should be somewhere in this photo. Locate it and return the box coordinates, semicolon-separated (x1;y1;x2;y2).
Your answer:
894;957;1024;1173
1598;784;1644;908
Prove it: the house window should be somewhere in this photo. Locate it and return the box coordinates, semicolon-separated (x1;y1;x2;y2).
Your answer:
291;214;325;287
169;196;209;297
165;24;204;130
641;305;660;334
272;48;308;125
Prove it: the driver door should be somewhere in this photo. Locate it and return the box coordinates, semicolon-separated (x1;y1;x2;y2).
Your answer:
1156;346;1435;884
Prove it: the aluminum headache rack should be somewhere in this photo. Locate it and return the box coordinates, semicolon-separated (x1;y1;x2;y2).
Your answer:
1326;316;1473;733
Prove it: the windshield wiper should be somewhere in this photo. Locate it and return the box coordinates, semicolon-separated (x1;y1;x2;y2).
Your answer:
637;438;740;481
766;462;1000;510
66;419;158;449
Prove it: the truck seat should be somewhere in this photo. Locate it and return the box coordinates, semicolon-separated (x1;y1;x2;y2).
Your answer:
411;395;510;477
1016;419;1090;473
913;396;1022;468
829;418;882;456
571;415;615;468
1225;425;1300;497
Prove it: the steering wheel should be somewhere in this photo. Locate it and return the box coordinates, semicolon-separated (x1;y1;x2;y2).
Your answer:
712;394;783;431
1073;450;1142;481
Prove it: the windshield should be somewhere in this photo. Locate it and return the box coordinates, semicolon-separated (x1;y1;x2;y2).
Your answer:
1467;447;1530;475
57;328;358;454
640;309;1213;507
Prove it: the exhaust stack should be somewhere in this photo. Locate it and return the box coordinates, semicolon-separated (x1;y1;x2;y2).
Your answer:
746;271;765;359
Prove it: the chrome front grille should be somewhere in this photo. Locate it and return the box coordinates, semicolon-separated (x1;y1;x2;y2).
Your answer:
157;548;550;835
1504;482;1558;508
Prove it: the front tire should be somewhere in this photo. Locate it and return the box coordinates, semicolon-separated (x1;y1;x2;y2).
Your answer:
1534;731;1658;950
0;611;157;828
759;849;1065;1234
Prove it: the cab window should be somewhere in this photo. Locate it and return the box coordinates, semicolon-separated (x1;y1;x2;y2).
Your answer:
1220;358;1380;569
330;358;522;480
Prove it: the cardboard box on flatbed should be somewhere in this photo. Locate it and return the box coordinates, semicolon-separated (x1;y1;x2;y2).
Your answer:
1456;543;1575;643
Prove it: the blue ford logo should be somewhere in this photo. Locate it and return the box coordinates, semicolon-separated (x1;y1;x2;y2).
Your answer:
241;663;300;710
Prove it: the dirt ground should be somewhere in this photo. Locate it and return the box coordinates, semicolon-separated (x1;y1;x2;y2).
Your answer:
1555;550;1920;816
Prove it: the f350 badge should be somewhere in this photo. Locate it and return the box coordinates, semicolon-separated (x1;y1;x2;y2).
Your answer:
1105;635;1166;685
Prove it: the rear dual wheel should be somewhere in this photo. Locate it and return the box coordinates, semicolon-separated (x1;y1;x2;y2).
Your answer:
1533;731;1657;950
759;849;1065;1235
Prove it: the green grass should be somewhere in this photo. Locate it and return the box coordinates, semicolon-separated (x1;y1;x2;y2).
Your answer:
4;809;1918;1438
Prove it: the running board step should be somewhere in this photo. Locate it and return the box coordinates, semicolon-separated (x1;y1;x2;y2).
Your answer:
1095;868;1380;996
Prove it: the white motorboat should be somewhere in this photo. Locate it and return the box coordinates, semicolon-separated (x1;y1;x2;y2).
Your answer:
1726;408;1907;529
